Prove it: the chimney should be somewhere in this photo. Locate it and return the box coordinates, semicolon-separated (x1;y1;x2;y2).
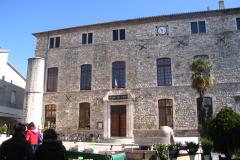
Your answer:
219;0;225;10
207;6;211;11
0;49;9;80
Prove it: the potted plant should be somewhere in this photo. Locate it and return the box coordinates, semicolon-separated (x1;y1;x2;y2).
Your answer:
0;124;8;141
185;141;199;160
153;143;169;160
201;138;213;160
168;143;181;160
0;124;7;135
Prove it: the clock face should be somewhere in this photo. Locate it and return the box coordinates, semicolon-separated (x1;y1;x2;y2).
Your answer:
157;26;167;35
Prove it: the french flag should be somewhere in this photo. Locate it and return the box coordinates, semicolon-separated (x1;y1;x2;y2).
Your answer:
114;79;118;89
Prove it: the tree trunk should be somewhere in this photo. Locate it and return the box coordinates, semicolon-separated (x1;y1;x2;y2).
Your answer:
198;90;205;134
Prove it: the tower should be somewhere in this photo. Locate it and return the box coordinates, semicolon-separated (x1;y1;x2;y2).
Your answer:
0;49;8;79
23;57;45;128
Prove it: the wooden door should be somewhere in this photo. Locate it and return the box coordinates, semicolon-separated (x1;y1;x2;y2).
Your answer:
120;113;126;136
111;113;120;136
111;105;126;137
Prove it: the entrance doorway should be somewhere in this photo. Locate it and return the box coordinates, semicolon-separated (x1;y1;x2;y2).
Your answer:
111;105;126;137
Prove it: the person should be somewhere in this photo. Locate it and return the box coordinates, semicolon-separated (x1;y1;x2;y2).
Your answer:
38;127;43;144
25;122;40;153
35;129;67;160
0;123;34;160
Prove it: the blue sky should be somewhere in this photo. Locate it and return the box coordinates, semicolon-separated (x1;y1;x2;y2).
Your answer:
1;0;240;77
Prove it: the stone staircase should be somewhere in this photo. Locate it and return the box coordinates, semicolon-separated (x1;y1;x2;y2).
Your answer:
100;137;133;144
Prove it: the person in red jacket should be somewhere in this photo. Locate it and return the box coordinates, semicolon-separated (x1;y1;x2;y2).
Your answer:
25;122;39;153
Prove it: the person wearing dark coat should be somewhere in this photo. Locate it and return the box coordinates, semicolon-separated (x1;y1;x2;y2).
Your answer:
0;123;34;160
35;129;67;160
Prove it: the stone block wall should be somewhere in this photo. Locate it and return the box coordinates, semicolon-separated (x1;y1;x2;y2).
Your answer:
31;9;240;137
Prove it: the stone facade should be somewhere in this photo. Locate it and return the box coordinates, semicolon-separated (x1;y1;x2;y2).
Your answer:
25;8;240;139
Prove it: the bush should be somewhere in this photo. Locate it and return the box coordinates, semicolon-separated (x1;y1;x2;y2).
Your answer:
235;148;240;159
208;107;240;160
153;143;169;160
185;141;199;155
201;138;213;155
84;148;94;153
168;143;181;158
0;124;7;134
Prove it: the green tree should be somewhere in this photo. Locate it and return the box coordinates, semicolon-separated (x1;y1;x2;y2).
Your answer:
189;59;213;131
209;107;240;160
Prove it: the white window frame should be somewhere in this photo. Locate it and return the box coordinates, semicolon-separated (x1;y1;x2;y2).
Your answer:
10;90;16;104
82;32;93;44
48;36;61;48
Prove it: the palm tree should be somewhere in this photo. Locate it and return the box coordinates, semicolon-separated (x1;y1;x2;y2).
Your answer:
189;59;213;131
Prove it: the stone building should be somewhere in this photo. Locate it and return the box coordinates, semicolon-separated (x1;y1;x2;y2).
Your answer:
0;49;26;124
24;5;240;140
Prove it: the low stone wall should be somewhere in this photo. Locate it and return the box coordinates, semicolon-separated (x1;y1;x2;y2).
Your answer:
124;149;156;160
133;126;174;145
57;130;103;142
174;130;199;137
134;137;171;145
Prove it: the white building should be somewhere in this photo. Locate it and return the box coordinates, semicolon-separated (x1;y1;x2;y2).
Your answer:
0;49;26;124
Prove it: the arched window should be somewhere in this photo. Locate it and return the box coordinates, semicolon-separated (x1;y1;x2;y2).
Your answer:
112;61;126;88
79;102;90;129
45;104;56;128
80;64;92;90
158;99;173;128
47;67;58;92
157;58;172;86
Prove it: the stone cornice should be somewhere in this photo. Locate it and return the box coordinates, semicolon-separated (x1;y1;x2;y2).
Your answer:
33;7;240;37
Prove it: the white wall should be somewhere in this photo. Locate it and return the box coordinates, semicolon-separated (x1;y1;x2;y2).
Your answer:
0;49;26;88
0;49;8;80
0;49;26;121
5;64;26;88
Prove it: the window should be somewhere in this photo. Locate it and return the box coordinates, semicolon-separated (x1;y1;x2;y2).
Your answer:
113;30;118;41
191;21;206;34
10;91;16;104
158;99;173;128
49;37;60;48
82;33;93;44
45;104;56;128
197;97;213;127
80;64;92;90
47;67;58;92
79;102;90;129
235;97;240;112
113;29;125;41
157;58;172;86
112;61;126;88
236;18;240;30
